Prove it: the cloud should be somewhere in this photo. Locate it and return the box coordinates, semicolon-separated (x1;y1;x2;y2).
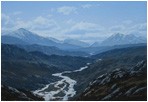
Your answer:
32;16;58;30
58;21;106;43
13;11;22;15
108;22;147;37
81;4;92;8
28;16;60;36
57;6;77;15
81;3;100;9
126;23;147;37
1;13;10;25
110;25;125;32
1;13;18;32
71;21;97;30
70;21;104;32
47;14;52;18
1;13;60;37
131;23;147;31
122;20;133;25
56;4;99;15
2;12;107;43
2;13;146;43
65;19;76;25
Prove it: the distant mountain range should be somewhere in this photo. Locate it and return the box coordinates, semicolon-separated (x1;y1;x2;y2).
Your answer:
64;39;89;47
2;28;82;50
17;44;89;57
76;43;146;55
1;28;90;50
91;33;146;47
2;28;146;49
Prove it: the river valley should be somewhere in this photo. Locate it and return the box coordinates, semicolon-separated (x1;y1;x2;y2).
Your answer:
33;63;90;101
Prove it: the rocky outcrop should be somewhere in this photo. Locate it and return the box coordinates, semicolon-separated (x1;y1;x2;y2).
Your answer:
77;60;147;101
1;85;44;101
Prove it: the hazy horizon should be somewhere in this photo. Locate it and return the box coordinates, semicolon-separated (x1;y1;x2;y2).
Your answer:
2;1;147;43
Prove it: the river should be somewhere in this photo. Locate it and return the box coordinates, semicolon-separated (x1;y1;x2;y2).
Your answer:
33;63;90;101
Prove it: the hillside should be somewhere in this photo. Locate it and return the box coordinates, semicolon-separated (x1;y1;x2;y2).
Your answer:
2;44;93;90
91;33;146;47
77;60;147;101
1;85;44;101
63;45;147;99
17;44;89;57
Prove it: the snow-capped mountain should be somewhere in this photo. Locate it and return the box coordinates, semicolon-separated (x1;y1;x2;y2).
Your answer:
101;33;146;46
90;42;101;47
98;33;146;46
1;28;82;50
64;39;89;47
47;37;62;43
2;28;56;46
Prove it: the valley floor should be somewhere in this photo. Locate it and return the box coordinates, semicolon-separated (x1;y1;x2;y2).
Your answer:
32;63;90;101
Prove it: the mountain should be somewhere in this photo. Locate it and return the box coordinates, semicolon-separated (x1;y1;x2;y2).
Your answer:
1;85;44;101
2;44;93;90
1;35;28;45
17;44;89;57
64;39;89;47
2;28;57;45
91;45;147;60
92;33;146;47
1;28;82;50
63;45;147;100
77;60;147;101
1;43;61;90
90;42;100;47
2;44;92;71
76;43;146;55
47;37;62;43
2;44;146;101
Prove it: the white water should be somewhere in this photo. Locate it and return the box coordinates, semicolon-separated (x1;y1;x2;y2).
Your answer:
33;63;90;101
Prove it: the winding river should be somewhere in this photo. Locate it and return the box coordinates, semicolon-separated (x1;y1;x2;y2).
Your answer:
33;63;90;101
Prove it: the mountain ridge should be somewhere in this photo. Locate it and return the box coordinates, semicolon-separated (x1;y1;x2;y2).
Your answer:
2;28;82;50
64;38;89;47
91;33;146;47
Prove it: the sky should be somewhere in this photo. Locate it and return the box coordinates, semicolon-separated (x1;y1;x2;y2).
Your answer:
1;1;147;43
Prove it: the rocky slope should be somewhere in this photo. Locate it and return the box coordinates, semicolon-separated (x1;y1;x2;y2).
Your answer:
63;45;146;99
1;85;44;101
77;60;147;101
2;28;82;50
